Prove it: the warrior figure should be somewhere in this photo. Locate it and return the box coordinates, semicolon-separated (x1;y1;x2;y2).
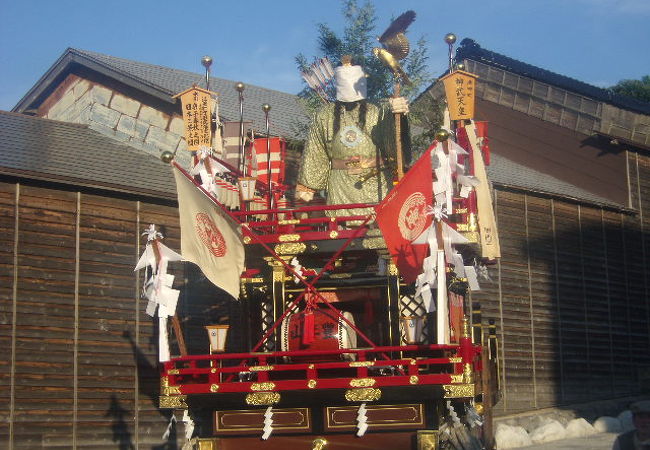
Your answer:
296;56;409;217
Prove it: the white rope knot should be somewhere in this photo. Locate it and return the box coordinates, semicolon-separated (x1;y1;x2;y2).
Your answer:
262;406;274;440
426;204;448;222
474;259;492;281
291;257;304;284
197;145;212;160
143;224;163;241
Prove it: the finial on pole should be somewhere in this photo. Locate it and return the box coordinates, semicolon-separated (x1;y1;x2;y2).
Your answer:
444;33;457;71
235;82;246;173
262;104;273;209
435;129;450;142
201;55;213;90
160;151;174;163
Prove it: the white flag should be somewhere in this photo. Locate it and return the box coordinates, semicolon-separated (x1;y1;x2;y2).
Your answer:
173;166;244;299
465;123;501;259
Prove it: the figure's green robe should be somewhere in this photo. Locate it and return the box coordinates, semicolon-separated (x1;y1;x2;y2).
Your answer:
297;101;398;217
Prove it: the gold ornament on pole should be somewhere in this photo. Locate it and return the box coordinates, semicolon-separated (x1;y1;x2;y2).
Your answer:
435;129;450;142
262;103;273;209
373;10;416;181
235;82;246;174
444;33;457;70
201;55;213;90
160;151;174;164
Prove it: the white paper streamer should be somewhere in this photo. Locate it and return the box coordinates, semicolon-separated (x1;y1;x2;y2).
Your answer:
162;414;176;440
133;226;182;362
291;257;304;284
262;406;274;440
441;221;470;264
464;266;481;291
182;410;195;441
447;400;461;425
452;252;466;278
356;403;368;437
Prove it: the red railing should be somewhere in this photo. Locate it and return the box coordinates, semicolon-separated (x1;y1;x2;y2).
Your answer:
162;340;482;396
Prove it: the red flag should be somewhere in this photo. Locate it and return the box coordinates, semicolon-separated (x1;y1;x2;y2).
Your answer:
375;147;433;283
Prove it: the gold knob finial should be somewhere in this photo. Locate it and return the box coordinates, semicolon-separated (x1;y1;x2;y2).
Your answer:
444;33;457;45
235;81;245;92
160;151;174;163
457;62;465;71
262;104;271;113
435;129;450;142
201;55;213;68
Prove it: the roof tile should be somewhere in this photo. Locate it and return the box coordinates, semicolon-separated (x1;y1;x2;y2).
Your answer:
0;111;176;198
71;49;309;140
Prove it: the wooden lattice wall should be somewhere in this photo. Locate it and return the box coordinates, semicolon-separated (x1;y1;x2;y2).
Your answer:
472;152;650;414
0;181;230;449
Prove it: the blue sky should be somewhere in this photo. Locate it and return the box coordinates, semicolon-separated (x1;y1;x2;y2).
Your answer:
1;0;649;111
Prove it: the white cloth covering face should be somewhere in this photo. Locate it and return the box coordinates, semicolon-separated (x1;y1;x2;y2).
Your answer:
335;65;367;102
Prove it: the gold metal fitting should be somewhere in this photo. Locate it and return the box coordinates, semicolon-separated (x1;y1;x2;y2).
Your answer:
313;437;328;450
444;33;457;45
462;316;471;339
160;151;174;163
201;56;213;68
463;363;474;384
435;129;450;142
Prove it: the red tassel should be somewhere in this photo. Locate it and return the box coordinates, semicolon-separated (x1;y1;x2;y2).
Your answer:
303;310;315;345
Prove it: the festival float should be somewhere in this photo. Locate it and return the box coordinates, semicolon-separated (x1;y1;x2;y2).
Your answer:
137;13;502;450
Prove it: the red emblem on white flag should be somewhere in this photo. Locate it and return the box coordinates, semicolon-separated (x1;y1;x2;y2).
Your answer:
375;146;434;283
173;166;245;299
195;212;227;257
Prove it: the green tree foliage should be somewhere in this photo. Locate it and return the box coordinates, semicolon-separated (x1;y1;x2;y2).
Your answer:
609;75;650;103
294;0;441;156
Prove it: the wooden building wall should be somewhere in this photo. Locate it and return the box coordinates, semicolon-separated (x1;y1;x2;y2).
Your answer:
472;151;650;414
0;180;218;449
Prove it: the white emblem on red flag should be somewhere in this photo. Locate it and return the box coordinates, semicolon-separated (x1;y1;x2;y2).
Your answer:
398;192;428;241
374;147;434;283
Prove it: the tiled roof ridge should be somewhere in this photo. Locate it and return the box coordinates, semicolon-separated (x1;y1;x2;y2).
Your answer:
70;48;301;98
456;38;650;115
70;48;189;95
0;109;89;128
